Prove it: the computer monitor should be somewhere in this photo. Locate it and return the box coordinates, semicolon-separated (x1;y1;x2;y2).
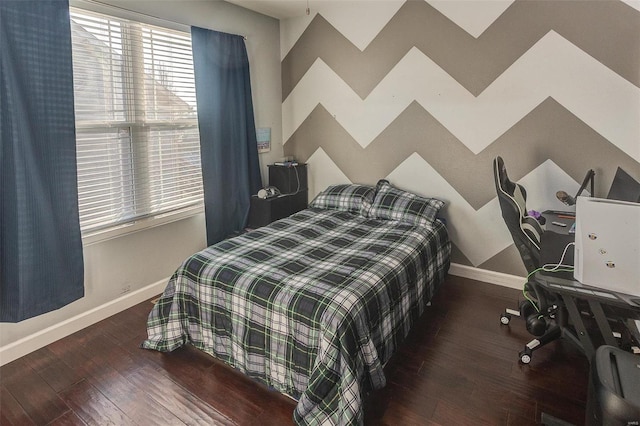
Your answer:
607;167;640;203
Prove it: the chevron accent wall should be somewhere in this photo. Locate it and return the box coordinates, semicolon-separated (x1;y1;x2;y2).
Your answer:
280;0;640;276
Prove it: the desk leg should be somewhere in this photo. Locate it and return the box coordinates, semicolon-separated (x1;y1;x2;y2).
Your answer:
562;295;595;360
588;300;618;347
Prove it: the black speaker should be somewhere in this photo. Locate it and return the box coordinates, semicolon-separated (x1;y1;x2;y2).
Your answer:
269;164;307;194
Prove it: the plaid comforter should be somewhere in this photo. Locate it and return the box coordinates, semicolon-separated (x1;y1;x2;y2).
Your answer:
142;208;450;425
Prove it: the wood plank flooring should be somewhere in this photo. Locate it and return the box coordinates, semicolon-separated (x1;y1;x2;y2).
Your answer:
0;275;590;425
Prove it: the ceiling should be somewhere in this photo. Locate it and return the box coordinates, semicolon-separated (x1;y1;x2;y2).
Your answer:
224;0;311;19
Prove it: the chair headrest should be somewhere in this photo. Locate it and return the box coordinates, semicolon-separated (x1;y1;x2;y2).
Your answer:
493;156;542;252
494;156;518;197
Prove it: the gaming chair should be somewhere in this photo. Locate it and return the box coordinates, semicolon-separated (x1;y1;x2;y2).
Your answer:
493;156;563;364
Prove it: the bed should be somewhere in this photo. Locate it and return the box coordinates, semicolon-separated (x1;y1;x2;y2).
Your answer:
142;180;451;425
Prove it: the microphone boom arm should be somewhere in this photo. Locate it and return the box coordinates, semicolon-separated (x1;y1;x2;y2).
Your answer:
556;169;595;206
575;169;595;200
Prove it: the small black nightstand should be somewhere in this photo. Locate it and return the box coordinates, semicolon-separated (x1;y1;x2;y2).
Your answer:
247;164;308;228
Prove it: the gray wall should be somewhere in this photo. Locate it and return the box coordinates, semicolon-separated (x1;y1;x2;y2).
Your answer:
280;0;640;276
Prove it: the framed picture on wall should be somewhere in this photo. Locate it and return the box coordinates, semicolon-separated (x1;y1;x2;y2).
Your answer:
257;127;271;153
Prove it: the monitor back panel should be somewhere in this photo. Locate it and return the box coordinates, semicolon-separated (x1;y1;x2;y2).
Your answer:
606;167;640;203
574;197;640;296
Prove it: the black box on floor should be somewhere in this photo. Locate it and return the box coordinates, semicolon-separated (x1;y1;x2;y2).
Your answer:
586;345;640;426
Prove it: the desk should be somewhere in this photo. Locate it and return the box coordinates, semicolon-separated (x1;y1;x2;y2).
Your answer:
535;272;640;360
535;225;640;360
542;210;575;234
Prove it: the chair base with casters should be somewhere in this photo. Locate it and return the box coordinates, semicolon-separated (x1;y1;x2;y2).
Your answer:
499;280;565;364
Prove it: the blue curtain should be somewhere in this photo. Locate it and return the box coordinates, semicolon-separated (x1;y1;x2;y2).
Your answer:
191;27;262;246
1;0;84;322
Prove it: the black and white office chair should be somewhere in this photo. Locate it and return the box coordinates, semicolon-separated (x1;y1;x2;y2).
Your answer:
493;156;564;364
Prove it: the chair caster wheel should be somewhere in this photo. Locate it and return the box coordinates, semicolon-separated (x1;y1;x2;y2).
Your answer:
519;348;532;364
500;314;511;325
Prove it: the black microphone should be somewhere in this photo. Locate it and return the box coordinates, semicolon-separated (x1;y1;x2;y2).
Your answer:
556;190;576;206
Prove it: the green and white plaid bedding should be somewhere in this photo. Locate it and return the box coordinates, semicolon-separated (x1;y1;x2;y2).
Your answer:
142;208;450;425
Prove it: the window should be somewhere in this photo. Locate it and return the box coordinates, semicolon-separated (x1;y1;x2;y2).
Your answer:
70;8;202;234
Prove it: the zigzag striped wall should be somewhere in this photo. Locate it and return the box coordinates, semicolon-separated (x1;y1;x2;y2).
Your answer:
280;0;640;276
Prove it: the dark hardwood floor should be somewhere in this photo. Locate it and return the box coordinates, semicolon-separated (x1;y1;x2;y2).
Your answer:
1;275;590;425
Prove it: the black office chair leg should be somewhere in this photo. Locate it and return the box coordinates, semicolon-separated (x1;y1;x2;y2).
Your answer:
519;325;562;364
500;307;521;325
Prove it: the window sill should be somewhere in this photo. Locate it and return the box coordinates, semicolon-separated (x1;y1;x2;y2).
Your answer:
81;204;205;247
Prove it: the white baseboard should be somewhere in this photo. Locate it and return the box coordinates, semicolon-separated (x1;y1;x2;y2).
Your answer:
448;263;526;290
0;265;524;366
0;278;169;367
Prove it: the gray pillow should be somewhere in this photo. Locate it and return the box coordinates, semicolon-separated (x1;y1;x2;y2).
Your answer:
368;180;444;227
309;184;375;216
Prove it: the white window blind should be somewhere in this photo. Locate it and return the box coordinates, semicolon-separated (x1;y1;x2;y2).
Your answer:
70;8;202;233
